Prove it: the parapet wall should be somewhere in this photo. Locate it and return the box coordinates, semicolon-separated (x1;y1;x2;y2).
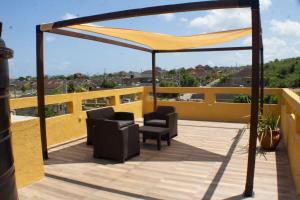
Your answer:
9;87;300;195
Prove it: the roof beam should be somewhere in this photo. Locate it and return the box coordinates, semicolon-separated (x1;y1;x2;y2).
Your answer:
40;0;252;31
46;28;152;53
155;46;252;53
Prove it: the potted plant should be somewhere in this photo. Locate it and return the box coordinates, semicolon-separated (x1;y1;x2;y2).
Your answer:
258;113;281;151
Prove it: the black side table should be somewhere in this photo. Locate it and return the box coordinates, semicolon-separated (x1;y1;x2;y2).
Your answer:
139;126;170;150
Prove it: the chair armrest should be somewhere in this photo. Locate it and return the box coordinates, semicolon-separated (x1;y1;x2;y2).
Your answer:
120;124;139;136
119;124;140;160
93;119;120;132
115;112;134;121
143;112;156;122
166;112;178;127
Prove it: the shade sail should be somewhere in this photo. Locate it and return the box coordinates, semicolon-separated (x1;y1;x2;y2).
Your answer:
66;24;251;51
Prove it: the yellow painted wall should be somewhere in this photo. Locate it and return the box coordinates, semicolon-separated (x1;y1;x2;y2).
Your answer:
11;87;144;147
144;87;281;123
8;86;300;195
281;89;300;198
11;118;44;188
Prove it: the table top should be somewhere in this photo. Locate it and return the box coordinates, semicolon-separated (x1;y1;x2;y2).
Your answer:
139;126;169;134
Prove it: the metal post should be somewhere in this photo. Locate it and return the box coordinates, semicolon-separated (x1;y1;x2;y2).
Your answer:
244;1;260;197
260;47;264;114
259;13;264;114
151;52;157;111
36;26;48;160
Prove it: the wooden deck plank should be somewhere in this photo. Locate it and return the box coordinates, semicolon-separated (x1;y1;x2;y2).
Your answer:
18;120;297;200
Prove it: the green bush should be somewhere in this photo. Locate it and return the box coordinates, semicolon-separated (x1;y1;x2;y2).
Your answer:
180;74;199;87
159;80;177;87
233;94;251;103
263;95;278;104
219;74;231;83
101;80;117;88
233;94;278;104
45;106;56;118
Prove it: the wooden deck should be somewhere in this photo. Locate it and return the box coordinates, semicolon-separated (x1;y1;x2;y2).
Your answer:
19;120;297;200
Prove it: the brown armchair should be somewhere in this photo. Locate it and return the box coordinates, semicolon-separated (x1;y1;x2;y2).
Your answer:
92;119;140;163
86;107;134;145
144;106;178;139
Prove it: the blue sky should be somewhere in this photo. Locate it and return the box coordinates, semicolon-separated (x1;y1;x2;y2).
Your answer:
1;0;300;78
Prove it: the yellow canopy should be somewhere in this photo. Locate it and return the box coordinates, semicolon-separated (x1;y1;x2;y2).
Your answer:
66;24;251;51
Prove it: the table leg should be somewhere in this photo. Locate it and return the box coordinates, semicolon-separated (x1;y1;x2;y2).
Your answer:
157;134;161;150
167;138;171;146
143;134;146;143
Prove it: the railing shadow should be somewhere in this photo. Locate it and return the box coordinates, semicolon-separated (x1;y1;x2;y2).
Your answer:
45;138;226;165
45;173;163;200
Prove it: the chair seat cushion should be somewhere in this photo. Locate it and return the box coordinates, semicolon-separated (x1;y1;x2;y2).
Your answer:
116;120;134;128
145;119;166;127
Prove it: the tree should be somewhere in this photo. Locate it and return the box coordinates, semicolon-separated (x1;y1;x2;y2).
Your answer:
66;75;75;80
67;83;76;93
159;80;177;87
219;74;232;83
52;75;66;80
168;69;176;76
180;74;199;87
101;80;117;88
18;77;26;81
20;83;30;93
263;57;300;88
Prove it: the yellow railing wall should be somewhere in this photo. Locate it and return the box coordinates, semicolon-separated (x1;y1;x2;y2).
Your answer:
144;87;281;123
10;87;144;188
10;87;144;147
281;89;300;197
9;87;300;194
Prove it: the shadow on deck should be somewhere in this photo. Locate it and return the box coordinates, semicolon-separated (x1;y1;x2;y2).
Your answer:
19;121;297;200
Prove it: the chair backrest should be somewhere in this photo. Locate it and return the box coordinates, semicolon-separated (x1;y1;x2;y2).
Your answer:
86;107;115;120
155;106;175;117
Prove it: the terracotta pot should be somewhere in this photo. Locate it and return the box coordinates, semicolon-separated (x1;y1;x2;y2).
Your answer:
258;130;281;151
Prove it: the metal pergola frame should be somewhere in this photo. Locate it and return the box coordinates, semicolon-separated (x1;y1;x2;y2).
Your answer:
36;0;264;197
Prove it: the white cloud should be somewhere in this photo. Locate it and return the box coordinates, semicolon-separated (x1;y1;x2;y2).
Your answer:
260;0;272;10
264;36;300;61
270;19;300;38
159;13;175;22
243;37;252;46
189;8;250;31
62;61;71;68
62;12;77;20
180;17;188;22
46;36;56;43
